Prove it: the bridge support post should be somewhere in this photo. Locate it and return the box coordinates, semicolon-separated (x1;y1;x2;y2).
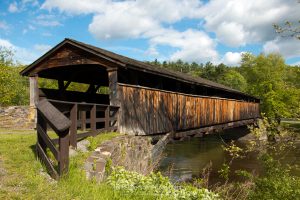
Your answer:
29;75;38;129
108;68;120;131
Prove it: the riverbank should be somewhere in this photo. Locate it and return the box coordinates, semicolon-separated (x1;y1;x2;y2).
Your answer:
0;130;218;199
0;130;162;199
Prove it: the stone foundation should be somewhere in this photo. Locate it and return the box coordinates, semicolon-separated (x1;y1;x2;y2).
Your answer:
0;106;36;129
85;133;172;182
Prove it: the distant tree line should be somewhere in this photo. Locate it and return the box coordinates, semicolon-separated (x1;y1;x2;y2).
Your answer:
0;47;299;120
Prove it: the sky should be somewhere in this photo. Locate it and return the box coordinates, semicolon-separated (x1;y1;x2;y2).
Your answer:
0;0;300;66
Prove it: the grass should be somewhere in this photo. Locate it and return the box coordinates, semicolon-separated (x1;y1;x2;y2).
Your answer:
0;129;159;200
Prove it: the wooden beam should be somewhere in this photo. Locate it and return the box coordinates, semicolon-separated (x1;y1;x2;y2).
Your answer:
29;76;39;106
90;105;96;135
70;104;78;148
58;130;69;176
107;68;119;106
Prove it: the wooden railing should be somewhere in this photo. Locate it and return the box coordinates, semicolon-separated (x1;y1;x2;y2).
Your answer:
36;99;119;179
48;99;119;148
36;99;71;179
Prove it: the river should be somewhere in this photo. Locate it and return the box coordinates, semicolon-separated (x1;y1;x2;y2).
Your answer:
158;126;300;184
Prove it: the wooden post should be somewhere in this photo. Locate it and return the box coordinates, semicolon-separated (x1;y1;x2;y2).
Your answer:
90;105;96;135
80;111;86;131
58;130;69;176
30;76;38;129
107;68;120;131
69;104;78;148
29;76;39;106
105;106;110;131
37;111;47;151
107;68;119;106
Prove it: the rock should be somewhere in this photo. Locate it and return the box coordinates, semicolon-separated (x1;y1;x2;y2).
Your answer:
96;158;106;173
69;148;77;157
84;162;93;172
77;140;90;152
83;134;168;182
100;151;111;158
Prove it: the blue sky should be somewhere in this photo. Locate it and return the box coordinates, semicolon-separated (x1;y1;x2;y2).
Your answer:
1;0;300;66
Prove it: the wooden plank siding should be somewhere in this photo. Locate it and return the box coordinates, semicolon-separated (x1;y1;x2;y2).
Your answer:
118;84;260;135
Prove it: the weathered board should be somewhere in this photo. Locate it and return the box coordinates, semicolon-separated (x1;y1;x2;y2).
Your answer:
118;84;260;135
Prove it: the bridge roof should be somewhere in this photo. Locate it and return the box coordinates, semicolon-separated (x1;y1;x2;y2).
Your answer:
20;38;259;100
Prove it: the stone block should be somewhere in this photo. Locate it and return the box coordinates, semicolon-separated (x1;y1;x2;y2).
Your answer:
86;156;98;163
96;158;106;173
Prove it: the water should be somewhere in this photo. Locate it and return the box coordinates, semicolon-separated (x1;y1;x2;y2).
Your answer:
158;127;300;184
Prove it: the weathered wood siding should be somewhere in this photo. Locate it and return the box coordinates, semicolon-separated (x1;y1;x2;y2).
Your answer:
119;84;260;135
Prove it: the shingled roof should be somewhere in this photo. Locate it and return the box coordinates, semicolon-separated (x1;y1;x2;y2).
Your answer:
20;38;258;100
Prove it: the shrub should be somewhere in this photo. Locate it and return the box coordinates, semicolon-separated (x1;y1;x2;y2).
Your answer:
107;167;220;200
249;154;300;200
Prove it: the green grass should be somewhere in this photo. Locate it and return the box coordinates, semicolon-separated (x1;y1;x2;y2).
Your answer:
0;130;159;200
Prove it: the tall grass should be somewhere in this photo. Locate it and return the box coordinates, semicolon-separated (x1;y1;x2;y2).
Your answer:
0;131;158;199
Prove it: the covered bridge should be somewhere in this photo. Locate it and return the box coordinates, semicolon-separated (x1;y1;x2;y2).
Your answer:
21;38;260;135
20;38;260;178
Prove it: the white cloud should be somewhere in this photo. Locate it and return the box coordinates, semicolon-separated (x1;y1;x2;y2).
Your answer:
145;46;159;57
40;0;300;62
221;52;244;66
290;61;300;66
263;37;300;58
43;0;203;40
0;39;14;48
0;21;9;30
34;14;62;27
8;2;19;13
34;44;52;53
42;0;215;63
42;32;52;37
200;0;300;47
149;29;218;63
0;38;44;64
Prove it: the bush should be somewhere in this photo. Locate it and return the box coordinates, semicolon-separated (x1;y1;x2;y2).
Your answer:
249;154;300;200
107;167;220;200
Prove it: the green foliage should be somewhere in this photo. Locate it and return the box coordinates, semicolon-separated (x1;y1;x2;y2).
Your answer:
249;154;300;200
87;132;119;151
218;70;247;92
107;166;220;200
240;53;300;119
0;47;29;106
0;130;159;199
0;65;29;106
218;163;230;181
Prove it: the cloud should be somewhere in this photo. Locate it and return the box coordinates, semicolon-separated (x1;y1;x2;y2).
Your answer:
8;2;19;13
42;0;216;63
0;21;9;30
263;37;300;58
0;39;14;48
221;52;244;66
0;38;48;64
34;14;62;27
40;0;300;62
200;0;300;47
43;0;203;40
149;29;218;63
290;61;300;66
34;44;52;53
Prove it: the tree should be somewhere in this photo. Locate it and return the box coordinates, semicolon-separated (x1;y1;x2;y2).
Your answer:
240;53;300;119
0;47;29;106
218;70;247;92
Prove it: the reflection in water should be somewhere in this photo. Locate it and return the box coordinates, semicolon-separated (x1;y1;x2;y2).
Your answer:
158;127;300;184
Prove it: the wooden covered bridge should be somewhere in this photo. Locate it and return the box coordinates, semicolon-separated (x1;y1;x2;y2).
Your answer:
20;38;260;179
